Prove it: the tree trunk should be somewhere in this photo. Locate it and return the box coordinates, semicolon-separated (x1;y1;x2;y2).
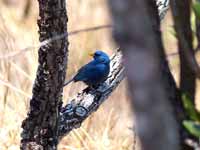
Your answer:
108;0;179;150
20;0;68;149
170;0;196;103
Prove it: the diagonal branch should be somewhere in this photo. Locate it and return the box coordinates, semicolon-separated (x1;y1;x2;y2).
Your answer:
58;49;124;139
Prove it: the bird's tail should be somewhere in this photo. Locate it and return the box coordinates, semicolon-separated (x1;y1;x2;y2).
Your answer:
63;78;74;87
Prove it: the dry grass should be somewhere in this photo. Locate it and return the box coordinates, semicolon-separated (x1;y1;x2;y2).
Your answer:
1;0;198;149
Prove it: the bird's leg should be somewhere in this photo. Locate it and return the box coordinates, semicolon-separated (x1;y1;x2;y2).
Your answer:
83;87;92;93
83;83;108;94
91;84;99;89
82;85;99;94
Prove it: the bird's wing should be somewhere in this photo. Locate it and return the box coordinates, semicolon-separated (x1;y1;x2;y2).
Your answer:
73;61;97;82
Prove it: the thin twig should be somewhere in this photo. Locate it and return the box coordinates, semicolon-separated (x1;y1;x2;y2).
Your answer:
0;25;112;59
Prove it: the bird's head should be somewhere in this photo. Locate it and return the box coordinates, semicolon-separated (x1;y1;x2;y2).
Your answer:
90;50;110;64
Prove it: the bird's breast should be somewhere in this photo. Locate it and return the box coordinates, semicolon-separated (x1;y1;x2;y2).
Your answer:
85;64;110;85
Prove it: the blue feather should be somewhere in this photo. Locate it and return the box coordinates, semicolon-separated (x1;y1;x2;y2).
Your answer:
64;50;110;87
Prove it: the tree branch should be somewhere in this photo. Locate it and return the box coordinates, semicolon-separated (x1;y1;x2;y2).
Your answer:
156;0;169;20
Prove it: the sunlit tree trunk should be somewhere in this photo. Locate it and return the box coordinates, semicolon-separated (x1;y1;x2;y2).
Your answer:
20;0;68;149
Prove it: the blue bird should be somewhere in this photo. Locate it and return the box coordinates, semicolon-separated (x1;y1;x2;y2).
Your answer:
64;50;110;87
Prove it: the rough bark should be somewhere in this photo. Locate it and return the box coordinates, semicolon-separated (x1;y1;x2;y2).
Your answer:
20;0;68;149
108;0;179;150
156;0;169;20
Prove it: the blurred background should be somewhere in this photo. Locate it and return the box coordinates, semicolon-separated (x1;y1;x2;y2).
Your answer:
0;0;191;149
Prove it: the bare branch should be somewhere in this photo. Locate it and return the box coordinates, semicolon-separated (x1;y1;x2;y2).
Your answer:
68;25;112;36
156;0;169;20
0;25;112;59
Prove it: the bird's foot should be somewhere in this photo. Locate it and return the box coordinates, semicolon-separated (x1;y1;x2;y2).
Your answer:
83;85;99;94
83;87;91;94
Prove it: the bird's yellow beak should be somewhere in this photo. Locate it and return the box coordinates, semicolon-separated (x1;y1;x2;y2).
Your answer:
89;52;94;57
